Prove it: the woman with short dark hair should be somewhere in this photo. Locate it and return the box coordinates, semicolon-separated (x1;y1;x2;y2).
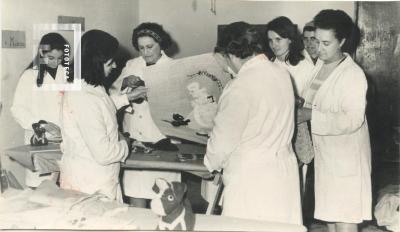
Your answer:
204;21;302;224
60;30;131;201
299;9;371;232
109;22;180;208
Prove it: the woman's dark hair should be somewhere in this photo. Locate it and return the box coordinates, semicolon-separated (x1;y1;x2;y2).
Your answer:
80;30;119;87
214;21;265;59
313;9;360;53
131;22;172;51
265;16;304;66
26;33;69;87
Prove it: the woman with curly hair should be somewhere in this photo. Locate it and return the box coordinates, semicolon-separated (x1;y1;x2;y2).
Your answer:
109;22;180;208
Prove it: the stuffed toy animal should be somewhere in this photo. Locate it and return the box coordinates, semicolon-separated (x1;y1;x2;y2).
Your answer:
150;178;195;231
30;121;48;146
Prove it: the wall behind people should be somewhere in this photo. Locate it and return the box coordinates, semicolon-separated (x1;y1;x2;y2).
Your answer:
0;0;139;150
138;0;355;58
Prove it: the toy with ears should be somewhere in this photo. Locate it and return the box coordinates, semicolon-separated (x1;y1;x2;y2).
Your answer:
150;178;195;231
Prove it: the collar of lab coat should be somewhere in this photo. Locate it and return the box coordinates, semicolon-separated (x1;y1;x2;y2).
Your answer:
309;53;355;99
138;50;171;66
237;54;269;77
81;80;108;98
31;65;69;85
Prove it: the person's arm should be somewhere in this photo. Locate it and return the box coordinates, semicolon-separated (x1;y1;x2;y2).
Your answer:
311;69;368;136
72;96;129;165
10;70;39;130
204;86;250;172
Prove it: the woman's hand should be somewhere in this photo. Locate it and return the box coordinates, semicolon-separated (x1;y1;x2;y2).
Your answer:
121;75;141;90
297;108;312;123
42;121;61;137
126;86;148;101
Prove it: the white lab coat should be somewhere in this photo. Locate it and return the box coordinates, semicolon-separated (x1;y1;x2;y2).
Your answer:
273;57;314;96
308;54;372;223
274;58;315;164
11;66;66;143
205;54;302;224
110;52;180;199
60;81;129;200
11;66;66;187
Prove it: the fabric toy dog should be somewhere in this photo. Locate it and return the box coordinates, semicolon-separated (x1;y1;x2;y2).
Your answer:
150;178;195;231
30;121;48;146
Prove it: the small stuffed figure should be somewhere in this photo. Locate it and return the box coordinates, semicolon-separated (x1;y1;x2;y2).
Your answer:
30;121;48;146
150;178;196;231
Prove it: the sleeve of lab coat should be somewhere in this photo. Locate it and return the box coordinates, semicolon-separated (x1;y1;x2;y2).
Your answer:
311;68;368;136
73;96;129;165
205;86;250;172
10;70;39;130
109;61;133;110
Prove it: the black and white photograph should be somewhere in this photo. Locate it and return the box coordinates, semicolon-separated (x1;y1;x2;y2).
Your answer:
0;0;399;231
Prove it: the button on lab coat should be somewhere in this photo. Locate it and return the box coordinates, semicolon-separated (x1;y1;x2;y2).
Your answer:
60;81;129;200
308;54;372;223
109;52;180;199
205;55;302;224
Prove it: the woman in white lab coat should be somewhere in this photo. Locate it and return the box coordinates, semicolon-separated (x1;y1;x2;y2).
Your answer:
205;22;302;224
109;23;180;207
11;33;70;187
60;30;130;200
266;16;315;168
299;10;371;232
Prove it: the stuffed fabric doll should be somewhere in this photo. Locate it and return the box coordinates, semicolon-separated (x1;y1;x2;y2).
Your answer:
150;178;195;231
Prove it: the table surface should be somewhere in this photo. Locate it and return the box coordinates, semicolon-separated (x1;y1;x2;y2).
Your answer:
4;144;62;171
123;143;208;172
4;143;208;173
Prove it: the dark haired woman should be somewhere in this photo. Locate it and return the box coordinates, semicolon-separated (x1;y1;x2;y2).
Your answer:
11;32;70;187
109;22;180;207
299;10;371;232
60;30;130;201
204;21;301;224
266;17;315;192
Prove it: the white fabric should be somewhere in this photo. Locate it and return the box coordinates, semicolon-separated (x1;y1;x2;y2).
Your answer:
204;54;302;225
110;52;180;199
11;66;66;187
60;81;129;200
307;54;372;223
273;57;314;97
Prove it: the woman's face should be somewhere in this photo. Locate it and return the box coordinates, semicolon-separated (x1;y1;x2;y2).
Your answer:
315;28;345;64
103;59;116;77
41;49;63;69
267;30;291;61
137;36;162;65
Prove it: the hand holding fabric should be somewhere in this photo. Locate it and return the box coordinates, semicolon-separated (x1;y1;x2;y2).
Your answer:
297;108;312;124
41;121;61;138
126;86;148;102
121;75;143;91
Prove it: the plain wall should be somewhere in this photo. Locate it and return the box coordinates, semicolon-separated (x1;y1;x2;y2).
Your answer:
138;0;355;58
0;0;139;150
